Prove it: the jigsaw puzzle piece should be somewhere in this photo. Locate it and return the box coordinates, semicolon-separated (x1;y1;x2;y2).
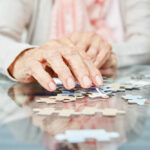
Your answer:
33;108;55;115
128;99;146;105
49;94;76;101
122;94;143;100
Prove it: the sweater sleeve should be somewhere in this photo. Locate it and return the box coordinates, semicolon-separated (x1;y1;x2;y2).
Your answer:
112;0;150;68
0;0;35;80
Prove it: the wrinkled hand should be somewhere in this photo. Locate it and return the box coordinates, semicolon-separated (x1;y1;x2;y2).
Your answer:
9;39;103;91
70;32;117;76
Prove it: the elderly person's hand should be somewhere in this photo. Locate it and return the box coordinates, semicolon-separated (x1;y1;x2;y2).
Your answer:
70;32;117;76
8;39;103;91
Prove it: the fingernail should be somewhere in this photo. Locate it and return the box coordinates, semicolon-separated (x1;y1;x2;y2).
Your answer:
95;75;103;85
49;82;56;91
67;78;75;89
83;76;92;87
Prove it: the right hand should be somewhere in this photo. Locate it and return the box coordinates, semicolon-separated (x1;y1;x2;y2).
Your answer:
8;39;103;91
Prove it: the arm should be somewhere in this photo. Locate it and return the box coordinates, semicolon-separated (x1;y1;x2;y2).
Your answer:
0;0;103;90
0;0;34;79
113;0;150;68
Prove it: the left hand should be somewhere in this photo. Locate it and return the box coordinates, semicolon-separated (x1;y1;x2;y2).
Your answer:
70;32;117;76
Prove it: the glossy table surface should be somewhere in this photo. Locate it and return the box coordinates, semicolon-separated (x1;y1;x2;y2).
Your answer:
0;65;150;150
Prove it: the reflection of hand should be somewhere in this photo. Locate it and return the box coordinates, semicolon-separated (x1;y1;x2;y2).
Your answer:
8;83;42;106
70;32;117;76
8;39;103;91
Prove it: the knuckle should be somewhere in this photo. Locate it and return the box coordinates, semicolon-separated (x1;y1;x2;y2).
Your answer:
44;49;60;58
57;67;71;79
79;50;85;56
64;47;78;57
90;47;97;54
84;56;91;62
89;53;95;59
77;45;87;51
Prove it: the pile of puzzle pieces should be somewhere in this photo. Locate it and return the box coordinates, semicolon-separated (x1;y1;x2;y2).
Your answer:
36;83;139;104
33;107;125;117
55;129;120;143
33;82;141;117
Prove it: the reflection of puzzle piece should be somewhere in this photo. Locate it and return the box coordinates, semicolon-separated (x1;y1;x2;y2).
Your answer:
122;94;142;100
36;96;76;104
33;108;79;117
33;108;55;115
55;129;120;143
58;109;80;117
80;107;125;117
33;107;125;117
80;107;100;115
58;109;76;117
128;99;146;106
100;108;125;116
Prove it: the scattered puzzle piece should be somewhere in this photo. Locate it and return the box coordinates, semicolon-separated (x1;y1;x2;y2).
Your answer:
121;94;148;105
121;84;139;90
104;83;139;93
88;93;108;99
36;98;57;104
49;94;76;101
128;99;146;106
122;94;142;100
110;84;125;92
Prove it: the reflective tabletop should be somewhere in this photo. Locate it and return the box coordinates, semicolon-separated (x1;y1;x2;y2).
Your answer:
0;65;150;150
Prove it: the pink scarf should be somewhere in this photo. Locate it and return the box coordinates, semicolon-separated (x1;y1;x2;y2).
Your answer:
49;0;114;42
